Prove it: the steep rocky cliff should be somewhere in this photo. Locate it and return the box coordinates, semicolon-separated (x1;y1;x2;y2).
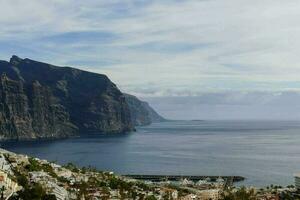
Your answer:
0;74;77;140
124;94;165;126
0;56;133;140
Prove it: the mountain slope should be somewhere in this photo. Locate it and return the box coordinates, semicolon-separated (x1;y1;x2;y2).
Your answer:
0;56;133;140
124;94;165;126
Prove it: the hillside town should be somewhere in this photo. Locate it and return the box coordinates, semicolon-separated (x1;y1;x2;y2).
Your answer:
0;148;298;200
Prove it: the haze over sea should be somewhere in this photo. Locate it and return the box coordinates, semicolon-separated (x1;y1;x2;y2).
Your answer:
3;120;300;187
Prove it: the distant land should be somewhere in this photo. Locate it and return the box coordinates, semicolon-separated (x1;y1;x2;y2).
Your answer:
0;56;164;141
124;93;165;126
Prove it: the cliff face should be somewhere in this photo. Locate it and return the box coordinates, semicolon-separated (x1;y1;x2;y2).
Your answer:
124;94;165;126
0;56;133;140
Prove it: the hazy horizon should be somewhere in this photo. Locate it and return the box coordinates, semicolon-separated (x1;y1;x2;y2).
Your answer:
144;91;300;120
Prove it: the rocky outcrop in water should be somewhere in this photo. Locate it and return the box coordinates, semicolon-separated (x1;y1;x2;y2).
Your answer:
124;94;165;126
0;56;133;140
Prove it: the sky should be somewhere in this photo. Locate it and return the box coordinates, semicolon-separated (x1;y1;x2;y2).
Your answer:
1;0;300;119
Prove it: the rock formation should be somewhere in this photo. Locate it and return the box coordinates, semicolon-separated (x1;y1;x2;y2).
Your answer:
0;56;133;140
124;94;165;126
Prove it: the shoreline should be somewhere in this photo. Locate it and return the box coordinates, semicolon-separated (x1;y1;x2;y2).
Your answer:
0;148;298;199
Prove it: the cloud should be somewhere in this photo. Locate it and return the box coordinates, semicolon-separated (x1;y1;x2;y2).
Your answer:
1;0;300;96
41;31;118;45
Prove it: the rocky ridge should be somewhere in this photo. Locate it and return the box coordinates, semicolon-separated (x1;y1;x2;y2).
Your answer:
124;94;165;126
0;56;133;140
0;148;187;200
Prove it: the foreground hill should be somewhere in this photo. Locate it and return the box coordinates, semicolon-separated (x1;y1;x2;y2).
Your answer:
0;148;295;199
0;56;133;140
124;94;165;126
0;148;186;200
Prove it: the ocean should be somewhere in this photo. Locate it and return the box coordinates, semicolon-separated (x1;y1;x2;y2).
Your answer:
3;120;300;187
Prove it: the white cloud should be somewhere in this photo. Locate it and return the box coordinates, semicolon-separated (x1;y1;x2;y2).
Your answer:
1;0;300;96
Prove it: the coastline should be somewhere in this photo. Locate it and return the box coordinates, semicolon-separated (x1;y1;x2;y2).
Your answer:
0;148;297;200
3;120;300;187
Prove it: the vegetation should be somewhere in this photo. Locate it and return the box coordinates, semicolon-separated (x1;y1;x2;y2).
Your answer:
25;158;58;178
63;162;79;173
221;187;256;200
167;184;191;197
5;157;58;200
9;183;57;200
145;195;157;200
25;158;41;171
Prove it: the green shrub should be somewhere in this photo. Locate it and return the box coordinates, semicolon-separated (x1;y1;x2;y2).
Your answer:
63;163;79;173
221;187;256;200
26;158;42;171
145;195;157;200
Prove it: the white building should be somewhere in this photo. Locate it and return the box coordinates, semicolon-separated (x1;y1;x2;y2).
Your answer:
0;155;11;172
197;189;220;200
180;178;194;186
0;170;19;199
29;171;50;182
196;180;207;186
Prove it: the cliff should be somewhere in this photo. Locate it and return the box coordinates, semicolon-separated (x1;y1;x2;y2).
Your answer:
0;56;133;140
124;94;165;126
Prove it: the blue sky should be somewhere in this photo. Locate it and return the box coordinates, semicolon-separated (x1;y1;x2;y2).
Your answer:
2;0;300;119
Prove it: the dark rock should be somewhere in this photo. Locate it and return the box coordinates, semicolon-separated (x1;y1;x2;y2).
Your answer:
0;56;133;140
124;94;165;126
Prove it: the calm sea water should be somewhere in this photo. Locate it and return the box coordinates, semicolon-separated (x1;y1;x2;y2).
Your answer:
2;120;300;187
